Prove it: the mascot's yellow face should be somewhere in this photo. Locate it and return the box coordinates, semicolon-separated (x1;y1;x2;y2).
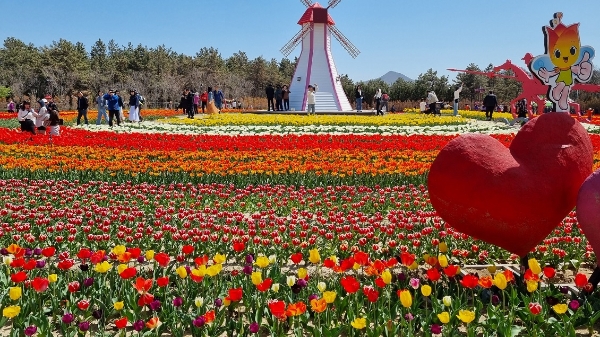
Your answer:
547;23;581;68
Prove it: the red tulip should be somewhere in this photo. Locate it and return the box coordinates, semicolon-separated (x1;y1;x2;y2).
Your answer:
232;242;245;253
268;299;287;319
157;276;169;288
340;276;360;294
77;300;90;311
120;267;137;280
426;268;441;282
57;259;74;270
77;248;92;260
362;286;380;303
256;278;273;292
41;247;56;257
575;273;588;288
137;293;155;307
400;252;415;267
460;274;479;289
68;281;80;293
353;251;370;266
11;271;28;283
32;277;49;293
543;266;556;279
181;245;194;255
529;302;542;315
115;317;128;329
133;277;153;294
226;287;243;302
154;252;170;267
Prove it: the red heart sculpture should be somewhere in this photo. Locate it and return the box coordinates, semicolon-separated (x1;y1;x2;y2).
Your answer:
428;113;593;256
576;170;600;264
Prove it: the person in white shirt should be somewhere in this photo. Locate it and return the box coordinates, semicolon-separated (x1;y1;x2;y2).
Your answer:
374;89;383;115
306;84;317;114
453;83;463;116
35;99;50;130
426;91;439;115
18;101;39;135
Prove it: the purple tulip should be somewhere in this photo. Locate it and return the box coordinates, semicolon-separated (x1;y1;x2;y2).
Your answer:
297;279;307;288
569;299;580;311
0;248;8;255
249;322;260;333
546;296;559;306
36;260;46;268
308;293;319;302
491;295;500;306
137;256;145;263
243;265;253;275
291;284;302;294
101;255;108;262
397;272;406;282
62;313;74;324
173;297;183;307
25;248;33;257
33;248;42;256
83;277;94;287
193;316;206;327
245;254;254;264
430;324;442;334
214;298;223;308
92;309;103;319
405;313;414;321
79;264;89;272
185;265;192;274
78;321;90;332
24;326;37;336
149;300;161;311
133;319;145;331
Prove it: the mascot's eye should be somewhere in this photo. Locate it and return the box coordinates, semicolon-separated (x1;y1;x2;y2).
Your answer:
570;46;577;55
554;49;561;58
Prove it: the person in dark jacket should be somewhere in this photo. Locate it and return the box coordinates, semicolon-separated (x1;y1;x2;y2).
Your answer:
184;88;195;118
76;91;89;125
483;91;498;121
103;90;121;127
275;85;283;111
266;84;275;111
282;85;291;111
355;85;363;112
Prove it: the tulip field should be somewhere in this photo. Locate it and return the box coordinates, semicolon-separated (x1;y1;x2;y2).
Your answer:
2;111;600;336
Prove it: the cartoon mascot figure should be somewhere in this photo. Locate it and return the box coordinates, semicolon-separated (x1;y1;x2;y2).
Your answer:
530;12;595;112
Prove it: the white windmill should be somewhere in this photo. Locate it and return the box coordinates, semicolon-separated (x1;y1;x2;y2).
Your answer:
281;0;360;112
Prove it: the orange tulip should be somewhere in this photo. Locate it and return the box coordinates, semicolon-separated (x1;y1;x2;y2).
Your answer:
146;317;160;329
310;298;327;313
286;302;307;317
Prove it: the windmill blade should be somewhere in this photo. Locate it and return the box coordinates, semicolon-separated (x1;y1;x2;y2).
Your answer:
330;25;360;59
280;26;312;57
300;0;312;7
327;0;341;8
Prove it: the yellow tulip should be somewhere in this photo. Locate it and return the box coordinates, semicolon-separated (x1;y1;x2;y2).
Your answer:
251;272;263;285
117;263;127;275
408;261;418;270
438;311;450;324
297;268;308;279
352;262;361;270
439;242;448;253
381;269;392;285
3;256;12;265
553;303;568;314
493;273;507;290
329;255;338;264
176;266;188;279
399;290;412;308
457;310;476;324
287;276;297;287
193;265;207;277
94;261;112;273
526;280;538;293
145;250;155;261
317;282;327;292
112;245;126;256
271;283;280;293
206;264;222;277
438;255;448;268
113;301;124;311
421;285;432;297
223;297;231;307
528;258;542;275
213;253;226;264
323;291;337;304
48;274;58;283
9;287;21;301
309;249;321;264
195;297;204;307
351;317;367;330
2;305;20;318
255;256;270;268
487;265;497;274
442;296;452;307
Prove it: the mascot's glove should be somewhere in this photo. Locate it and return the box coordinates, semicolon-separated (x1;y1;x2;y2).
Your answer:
538;67;552;83
573;52;592;81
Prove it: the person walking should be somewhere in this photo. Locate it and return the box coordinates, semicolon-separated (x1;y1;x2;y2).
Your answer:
200;90;208;114
136;90;145;121
103;90;121;127
355;85;363;112
426;90;439;116
374;88;383;115
96;90;108;125
76;91;89;125
184;88;194;118
266;84;275;111
193;91;200;115
306;84;317;115
483;90;498;121
115;90;124;121
128;89;140;122
275;85;283;111
282;85;290;111
214;86;224;113
453;83;463;116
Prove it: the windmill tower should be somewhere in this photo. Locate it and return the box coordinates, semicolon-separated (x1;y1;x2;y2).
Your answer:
281;0;360;112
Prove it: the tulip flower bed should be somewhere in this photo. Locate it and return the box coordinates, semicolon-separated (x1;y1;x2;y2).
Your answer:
1;115;600;336
0;178;598;337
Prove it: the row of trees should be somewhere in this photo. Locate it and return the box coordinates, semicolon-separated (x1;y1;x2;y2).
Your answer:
1;37;598;110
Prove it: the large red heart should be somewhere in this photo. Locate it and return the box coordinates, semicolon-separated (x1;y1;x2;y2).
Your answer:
428;113;593;256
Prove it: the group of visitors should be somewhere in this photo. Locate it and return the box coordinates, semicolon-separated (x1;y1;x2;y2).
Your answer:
17;95;61;136
354;85;390;115
95;89;145;126
265;84;291;111
177;87;224;118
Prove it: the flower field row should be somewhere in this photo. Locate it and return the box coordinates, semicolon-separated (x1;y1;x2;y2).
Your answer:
0;179;596;336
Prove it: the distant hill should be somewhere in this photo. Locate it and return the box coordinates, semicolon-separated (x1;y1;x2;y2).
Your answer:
378;71;413;85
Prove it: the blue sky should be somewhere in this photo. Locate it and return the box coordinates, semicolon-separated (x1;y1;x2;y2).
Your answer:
2;0;599;82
